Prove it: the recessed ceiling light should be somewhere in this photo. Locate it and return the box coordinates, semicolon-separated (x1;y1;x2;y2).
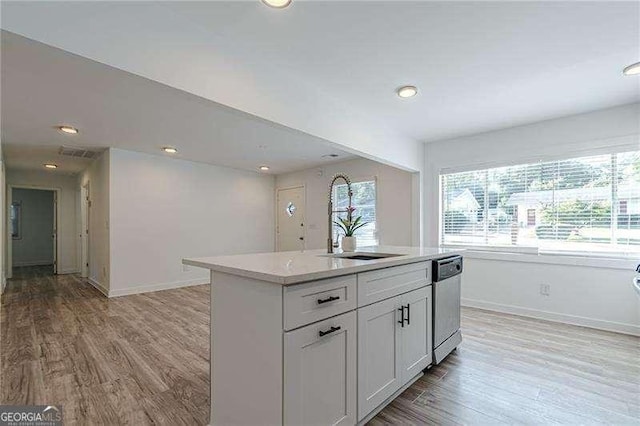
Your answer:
397;85;418;98
262;0;292;8
623;62;640;76
162;147;178;154
44;163;58;169
259;165;270;171
58;125;79;134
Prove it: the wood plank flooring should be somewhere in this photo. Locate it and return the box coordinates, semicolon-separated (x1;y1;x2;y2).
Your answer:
2;266;639;425
1;266;210;425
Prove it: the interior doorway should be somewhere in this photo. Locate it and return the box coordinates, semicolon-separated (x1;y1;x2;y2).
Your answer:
8;186;59;278
80;182;90;278
276;186;306;251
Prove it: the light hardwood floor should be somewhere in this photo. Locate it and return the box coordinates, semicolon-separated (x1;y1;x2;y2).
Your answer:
1;267;639;425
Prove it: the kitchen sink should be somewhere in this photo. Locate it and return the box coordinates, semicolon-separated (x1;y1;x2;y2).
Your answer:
321;252;404;260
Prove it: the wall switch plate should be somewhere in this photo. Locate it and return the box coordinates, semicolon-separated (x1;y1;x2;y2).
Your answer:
540;283;551;296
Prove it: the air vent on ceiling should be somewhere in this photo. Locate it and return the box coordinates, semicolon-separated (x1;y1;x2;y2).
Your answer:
59;146;101;159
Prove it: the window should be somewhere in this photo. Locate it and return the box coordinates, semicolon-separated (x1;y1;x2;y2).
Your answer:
333;179;377;247
440;150;640;256
10;201;21;240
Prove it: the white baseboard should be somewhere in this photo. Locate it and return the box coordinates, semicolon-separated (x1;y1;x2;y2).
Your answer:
108;277;210;298
462;298;640;337
87;277;109;297
57;269;80;275
14;260;53;267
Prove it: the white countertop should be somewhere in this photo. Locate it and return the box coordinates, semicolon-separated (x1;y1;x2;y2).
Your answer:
183;246;463;285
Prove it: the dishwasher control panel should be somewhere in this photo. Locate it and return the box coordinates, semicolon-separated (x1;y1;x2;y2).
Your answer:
433;255;463;282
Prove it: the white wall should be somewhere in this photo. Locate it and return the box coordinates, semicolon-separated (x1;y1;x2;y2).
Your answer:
0;158;5;292
423;103;640;335
275;158;415;250
108;148;275;297
11;188;54;266
7;168;79;274
78;150;110;293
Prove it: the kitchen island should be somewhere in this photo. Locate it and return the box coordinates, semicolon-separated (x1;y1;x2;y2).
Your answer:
183;246;463;426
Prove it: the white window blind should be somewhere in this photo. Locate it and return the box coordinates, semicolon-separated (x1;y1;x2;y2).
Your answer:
333;180;378;247
441;151;640;256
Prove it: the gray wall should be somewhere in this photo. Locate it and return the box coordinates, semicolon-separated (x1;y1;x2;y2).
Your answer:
12;188;54;267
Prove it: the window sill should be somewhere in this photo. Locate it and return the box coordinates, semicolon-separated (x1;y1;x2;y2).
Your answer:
443;246;638;271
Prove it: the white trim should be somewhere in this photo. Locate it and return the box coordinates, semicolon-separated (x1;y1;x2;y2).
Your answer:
462;298;640;337
460;249;638;270
88;277;109;297
108;277;210;298
57;268;80;275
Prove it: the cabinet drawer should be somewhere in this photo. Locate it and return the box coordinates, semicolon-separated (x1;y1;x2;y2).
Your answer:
284;275;357;330
357;262;431;307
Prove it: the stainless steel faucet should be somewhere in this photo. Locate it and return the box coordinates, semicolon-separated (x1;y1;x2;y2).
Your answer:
327;173;353;253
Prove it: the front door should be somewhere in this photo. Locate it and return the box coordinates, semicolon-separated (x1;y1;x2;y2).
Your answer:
277;186;306;251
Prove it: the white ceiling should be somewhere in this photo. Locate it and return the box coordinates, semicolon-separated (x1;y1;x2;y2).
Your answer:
1;1;639;172
1;32;354;175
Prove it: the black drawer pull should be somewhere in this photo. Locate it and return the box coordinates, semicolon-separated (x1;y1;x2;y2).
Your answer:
319;326;341;337
405;303;410;325
398;306;405;327
317;295;340;305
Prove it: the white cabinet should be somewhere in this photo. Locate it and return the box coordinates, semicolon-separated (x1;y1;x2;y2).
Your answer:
284;275;357;331
357;286;433;422
284;311;357;426
205;258;444;426
357;295;403;420
398;286;432;382
358;261;431;307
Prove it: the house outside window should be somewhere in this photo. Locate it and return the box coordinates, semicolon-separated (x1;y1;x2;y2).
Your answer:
620;200;628;215
440;150;640;256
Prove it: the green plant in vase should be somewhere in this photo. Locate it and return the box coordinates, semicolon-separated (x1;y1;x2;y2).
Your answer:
333;206;369;252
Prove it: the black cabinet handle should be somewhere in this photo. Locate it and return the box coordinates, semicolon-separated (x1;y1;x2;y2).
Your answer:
405;303;410;325
317;295;340;305
319;326;341;337
397;306;405;327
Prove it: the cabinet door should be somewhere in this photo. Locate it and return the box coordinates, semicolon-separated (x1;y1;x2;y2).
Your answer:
399;286;433;383
284;311;356;426
357;296;402;421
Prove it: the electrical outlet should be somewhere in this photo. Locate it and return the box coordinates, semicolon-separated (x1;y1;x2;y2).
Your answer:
540;283;550;296
182;264;191;272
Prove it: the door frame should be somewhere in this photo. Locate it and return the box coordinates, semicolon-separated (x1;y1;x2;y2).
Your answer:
275;184;306;252
7;185;61;278
80;181;90;278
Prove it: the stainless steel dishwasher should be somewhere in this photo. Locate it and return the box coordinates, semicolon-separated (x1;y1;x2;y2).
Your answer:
432;255;463;364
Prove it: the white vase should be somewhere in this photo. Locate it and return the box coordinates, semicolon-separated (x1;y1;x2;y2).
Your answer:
342;236;356;252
